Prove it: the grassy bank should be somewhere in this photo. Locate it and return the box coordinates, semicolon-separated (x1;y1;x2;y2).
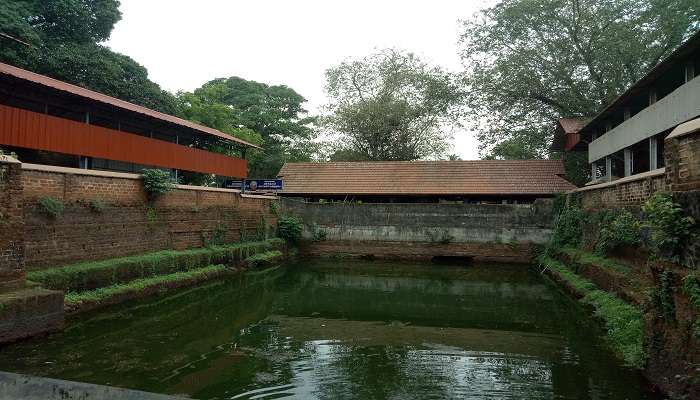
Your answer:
539;256;644;368
245;250;284;268
28;239;284;292
64;264;232;314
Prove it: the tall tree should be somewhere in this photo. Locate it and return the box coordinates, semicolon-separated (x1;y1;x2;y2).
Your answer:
177;78;317;177
323;49;464;161
0;0;177;114
459;0;700;159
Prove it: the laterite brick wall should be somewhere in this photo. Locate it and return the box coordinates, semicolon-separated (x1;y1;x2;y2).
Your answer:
574;169;667;211
19;164;278;270
0;156;25;288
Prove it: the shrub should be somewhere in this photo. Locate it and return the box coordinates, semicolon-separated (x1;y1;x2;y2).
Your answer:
207;223;228;246
550;205;585;248
38;196;64;218
278;216;303;243
642;192;695;262
594;209;641;255
269;201;280;216
140;169;174;200
88;199;107;213
312;226;328;242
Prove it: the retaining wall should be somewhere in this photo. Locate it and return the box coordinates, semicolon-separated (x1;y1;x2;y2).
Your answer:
281;198;555;263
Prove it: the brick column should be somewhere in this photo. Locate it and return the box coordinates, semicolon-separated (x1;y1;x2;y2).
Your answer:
665;119;700;192
0;155;25;290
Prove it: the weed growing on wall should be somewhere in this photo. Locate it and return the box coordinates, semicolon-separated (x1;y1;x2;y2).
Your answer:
88;199;107;213
595;209;641;255
277;216;303;244
642;193;696;262
269;201;280;216
681;274;700;340
550;205;584;248
145;207;158;223
37;196;64;218
207;223;228;246
140;169;174;201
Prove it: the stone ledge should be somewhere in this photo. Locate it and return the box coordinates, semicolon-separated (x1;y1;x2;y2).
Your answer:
0;287;64;343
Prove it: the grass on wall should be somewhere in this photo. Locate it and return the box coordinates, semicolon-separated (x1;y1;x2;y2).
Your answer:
64;264;229;308
561;247;632;275
28;238;284;292
540;256;644;368
245;250;283;268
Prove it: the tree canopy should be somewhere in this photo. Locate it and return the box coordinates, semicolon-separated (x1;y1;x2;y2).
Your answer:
460;0;700;160
0;0;177;114
323;49;464;161
177;77;317;178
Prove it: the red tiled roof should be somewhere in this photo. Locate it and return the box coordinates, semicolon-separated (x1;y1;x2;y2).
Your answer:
278;160;576;195
0;62;259;148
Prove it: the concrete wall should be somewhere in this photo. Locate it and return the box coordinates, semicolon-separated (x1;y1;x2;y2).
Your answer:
281;198;555;263
19;164;278;270
589;75;700;162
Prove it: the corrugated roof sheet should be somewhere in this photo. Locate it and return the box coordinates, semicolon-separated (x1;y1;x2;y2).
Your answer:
278;160;575;195
0;62;259;148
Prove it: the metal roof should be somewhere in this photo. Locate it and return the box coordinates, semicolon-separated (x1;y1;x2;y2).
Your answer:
278;160;575;196
0;62;260;149
579;29;700;136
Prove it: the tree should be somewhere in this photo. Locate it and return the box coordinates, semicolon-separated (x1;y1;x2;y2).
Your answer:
0;0;177;114
460;0;700;160
177;78;317;177
323;49;464;161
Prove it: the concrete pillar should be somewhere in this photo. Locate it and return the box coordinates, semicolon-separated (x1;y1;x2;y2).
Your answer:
591;161;597;181
624;148;632;177
605;156;612;181
649;137;658;170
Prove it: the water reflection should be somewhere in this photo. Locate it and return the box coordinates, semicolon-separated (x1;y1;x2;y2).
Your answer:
0;260;659;399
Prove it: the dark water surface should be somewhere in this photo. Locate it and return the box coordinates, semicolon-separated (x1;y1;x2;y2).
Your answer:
0;260;660;399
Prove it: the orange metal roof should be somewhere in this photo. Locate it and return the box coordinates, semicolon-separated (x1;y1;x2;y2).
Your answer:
0;62;259;149
278;160;576;195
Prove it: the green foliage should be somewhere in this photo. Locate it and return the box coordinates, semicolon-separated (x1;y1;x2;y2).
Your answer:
269;201;280;216
311;225;328;242
681;274;700;339
64;264;230;308
323;49;464;161
0;1;178;114
145;207;158;223
37;196;64;218
459;0;699;158
656;270;676;320
245;250;283;269
552;193;568;216
540;257;644;367
595;209;641;255
642;193;696;261
28;239;284;292
140;169;174;200
277;216;303;243
550;206;584;248
88;199;107;213
256;216;268;241
177;77;318;177
207;223;228;247
561;247;631;275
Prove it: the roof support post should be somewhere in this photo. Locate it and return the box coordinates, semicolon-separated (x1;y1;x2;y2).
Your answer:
591;161;597;181
605;156;612;181
624;148;632;177
649;137;658;170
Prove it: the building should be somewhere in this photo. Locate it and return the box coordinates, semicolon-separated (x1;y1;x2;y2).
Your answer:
277;160;575;203
573;30;700;184
0;62;258;181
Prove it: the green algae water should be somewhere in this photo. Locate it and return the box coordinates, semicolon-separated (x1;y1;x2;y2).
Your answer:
0;260;660;399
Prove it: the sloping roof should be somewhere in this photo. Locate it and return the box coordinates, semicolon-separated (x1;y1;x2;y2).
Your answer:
558;118;586;134
278;160;575;196
579;29;700;137
0;62;259;148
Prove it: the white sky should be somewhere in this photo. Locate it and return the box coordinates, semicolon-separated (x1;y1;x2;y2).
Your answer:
107;0;493;160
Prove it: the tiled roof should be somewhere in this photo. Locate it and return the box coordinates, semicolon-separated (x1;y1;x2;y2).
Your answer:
278;160;576;195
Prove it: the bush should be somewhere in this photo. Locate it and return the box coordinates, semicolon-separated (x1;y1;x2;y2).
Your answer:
88;199;107;213
278;216;303;243
595;209;641;255
37;196;64;218
642;192;695;261
551;205;585;248
140;169;174;200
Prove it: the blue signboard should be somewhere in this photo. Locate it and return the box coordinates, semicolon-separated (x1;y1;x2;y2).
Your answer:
225;179;283;191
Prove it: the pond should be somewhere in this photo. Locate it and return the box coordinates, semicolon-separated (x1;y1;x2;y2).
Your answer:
0;260;660;399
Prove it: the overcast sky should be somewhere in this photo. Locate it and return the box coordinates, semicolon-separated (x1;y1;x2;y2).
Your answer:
107;0;494;160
